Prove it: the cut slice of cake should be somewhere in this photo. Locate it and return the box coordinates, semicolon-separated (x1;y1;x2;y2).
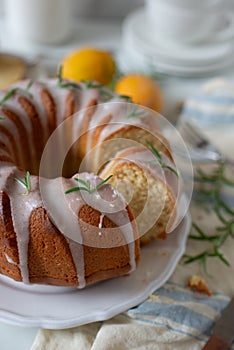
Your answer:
100;146;179;244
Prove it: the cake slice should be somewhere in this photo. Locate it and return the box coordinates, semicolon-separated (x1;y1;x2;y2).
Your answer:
100;146;179;244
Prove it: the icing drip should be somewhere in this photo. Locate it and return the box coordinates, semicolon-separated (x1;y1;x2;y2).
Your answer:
2;166;42;283
68;240;86;288
77;173;136;272
105;208;136;272
98;213;105;236
0;164;17;189
40;172;137;285
40;176;86;288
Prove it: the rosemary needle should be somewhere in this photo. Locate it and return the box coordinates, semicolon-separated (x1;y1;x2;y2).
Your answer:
0;82;33;106
146;141;179;177
14;171;31;194
185;161;234;272
57;66;81;90
65;175;113;195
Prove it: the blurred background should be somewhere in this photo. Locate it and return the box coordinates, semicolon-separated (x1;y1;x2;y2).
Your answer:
0;0;144;19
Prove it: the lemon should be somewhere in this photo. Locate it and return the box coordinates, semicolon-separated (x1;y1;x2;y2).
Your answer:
115;74;163;112
61;47;116;85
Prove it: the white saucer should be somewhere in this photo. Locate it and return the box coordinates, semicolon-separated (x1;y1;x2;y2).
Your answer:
118;44;234;77
0;210;191;329
119;8;234;76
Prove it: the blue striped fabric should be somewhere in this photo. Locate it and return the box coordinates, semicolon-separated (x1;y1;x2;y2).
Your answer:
126;281;234;348
180;79;234;125
188;94;234;105
182;107;234;124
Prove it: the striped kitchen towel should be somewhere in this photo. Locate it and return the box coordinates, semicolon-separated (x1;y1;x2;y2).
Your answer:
181;78;234;126
31;281;233;350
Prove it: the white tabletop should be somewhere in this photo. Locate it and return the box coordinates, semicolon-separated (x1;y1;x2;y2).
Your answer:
1;15;234;350
0;324;38;350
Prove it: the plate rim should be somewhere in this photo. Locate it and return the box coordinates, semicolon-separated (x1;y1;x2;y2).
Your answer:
0;212;191;329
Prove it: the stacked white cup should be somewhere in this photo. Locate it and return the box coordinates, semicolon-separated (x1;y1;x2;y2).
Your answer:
145;0;234;44
4;0;73;45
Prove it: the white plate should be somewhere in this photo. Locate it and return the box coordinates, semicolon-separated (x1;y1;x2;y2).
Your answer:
0;213;191;329
120;8;234;75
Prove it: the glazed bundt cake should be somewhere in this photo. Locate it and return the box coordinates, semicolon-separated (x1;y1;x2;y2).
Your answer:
0;165;139;287
0;77;175;287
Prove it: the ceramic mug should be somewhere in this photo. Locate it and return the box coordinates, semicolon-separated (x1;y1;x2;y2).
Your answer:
145;0;234;44
4;0;73;45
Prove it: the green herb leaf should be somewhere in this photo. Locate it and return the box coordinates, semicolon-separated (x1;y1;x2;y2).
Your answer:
95;175;113;190
185;161;234;273
57;65;81;90
146;141;162;163
82;81;102;89
65;175;113;195
184;251;209;264
81;80;113;101
0;82;34;106
74;177;91;189
192;222;206;238
57;65;63;84
14;171;31;194
146;141;179;177
119;94;132;102
189;222;221;242
65;186;90;194
162;165;179;177
26;80;33;91
24;80;34;99
126;105;146;119
0;88;18;105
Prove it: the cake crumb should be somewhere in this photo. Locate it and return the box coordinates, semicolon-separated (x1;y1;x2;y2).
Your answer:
188;275;212;296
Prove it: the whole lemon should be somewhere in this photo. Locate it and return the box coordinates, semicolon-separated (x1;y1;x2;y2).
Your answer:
115;74;163;112
61;47;116;85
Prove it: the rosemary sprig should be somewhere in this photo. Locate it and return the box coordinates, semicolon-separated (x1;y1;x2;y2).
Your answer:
81;80;113;101
189;223;219;241
25;80;33;98
65;175;113;194
0;116;4;120
185;161;234;272
95;175;113;190
146;141;179;177
119;94;132;102
126;105;146;119
0;81;33;106
185;223;230;264
0;88;19;105
14;171;31;194
57;66;81;90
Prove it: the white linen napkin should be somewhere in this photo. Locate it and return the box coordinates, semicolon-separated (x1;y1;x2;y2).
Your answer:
31;78;234;350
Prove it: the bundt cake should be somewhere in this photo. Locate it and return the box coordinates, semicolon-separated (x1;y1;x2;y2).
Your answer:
0;165;139;287
0;76;174;288
100;146;178;244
